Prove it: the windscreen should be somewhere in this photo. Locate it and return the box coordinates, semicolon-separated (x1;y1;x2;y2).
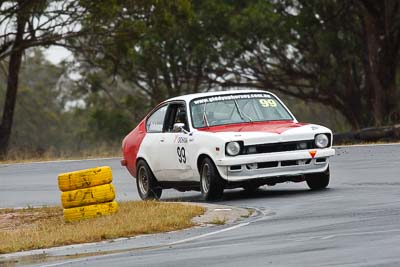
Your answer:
190;93;293;128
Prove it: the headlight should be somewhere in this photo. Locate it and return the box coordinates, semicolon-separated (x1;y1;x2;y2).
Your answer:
315;134;329;148
226;142;241;156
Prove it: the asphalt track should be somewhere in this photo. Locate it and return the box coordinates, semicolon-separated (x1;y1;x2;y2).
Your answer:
1;144;400;266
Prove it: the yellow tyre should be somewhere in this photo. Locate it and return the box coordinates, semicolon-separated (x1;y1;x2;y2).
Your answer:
58;166;112;192
61;184;116;209
63;201;119;222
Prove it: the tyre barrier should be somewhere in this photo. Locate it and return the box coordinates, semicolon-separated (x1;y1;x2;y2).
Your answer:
58;166;113;192
58;166;118;222
63;201;119;222
61;184;116;209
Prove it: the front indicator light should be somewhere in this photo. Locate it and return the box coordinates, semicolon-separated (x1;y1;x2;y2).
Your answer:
226;142;241;156
315;134;329;148
297;142;308;150
246;146;257;154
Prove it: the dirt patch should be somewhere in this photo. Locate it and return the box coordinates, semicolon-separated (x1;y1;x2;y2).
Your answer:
0;208;62;231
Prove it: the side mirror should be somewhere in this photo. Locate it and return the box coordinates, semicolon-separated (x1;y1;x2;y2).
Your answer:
173;123;186;132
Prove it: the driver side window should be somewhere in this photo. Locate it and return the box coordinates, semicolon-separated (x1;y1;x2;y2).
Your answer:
165;103;189;132
146;105;167;133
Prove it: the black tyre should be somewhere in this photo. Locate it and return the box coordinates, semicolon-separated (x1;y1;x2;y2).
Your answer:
136;159;162;200
200;157;224;200
306;166;330;190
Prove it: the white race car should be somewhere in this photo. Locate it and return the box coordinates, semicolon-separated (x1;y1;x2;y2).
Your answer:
121;90;335;200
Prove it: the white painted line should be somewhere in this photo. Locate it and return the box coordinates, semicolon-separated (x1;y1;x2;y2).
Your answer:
171;222;250;245
37;222;252;267
320;229;400;240
291;228;400;243
42;260;82;267
214;208;232;211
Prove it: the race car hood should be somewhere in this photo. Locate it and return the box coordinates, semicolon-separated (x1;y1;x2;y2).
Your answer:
196;121;332;145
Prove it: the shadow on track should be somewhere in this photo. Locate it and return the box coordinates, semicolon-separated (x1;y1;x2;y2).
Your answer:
162;186;335;203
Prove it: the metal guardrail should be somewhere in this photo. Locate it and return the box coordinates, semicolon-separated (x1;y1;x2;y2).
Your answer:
333;124;400;145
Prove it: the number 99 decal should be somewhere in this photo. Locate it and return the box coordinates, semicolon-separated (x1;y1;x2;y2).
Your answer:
177;147;186;163
259;99;277;107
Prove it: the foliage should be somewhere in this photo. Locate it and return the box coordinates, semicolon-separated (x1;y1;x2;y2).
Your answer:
74;0;221;107
0;50;76;154
1;1;400;158
208;0;400;129
73;0;400;130
0;0;87;157
0;50;127;156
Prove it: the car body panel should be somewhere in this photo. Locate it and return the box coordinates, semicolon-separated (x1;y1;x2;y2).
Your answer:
122;89;335;189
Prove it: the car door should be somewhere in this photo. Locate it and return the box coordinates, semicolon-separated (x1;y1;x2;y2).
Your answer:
157;102;193;181
141;104;169;180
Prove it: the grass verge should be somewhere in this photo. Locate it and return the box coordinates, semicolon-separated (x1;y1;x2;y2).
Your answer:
0;201;205;254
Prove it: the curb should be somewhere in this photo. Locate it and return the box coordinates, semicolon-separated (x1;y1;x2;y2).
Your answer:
189;202;251;225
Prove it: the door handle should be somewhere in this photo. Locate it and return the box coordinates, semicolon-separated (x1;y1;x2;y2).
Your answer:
160;137;165;143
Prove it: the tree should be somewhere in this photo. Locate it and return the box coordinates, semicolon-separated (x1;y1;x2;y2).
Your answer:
74;0;221;109
210;0;400;129
0;0;86;157
66;0;400;133
0;49;68;154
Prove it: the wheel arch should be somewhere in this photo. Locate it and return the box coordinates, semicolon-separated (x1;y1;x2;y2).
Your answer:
136;157;159;182
197;153;219;176
135;157;146;177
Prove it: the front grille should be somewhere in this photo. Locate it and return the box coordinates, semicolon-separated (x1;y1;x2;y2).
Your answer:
243;140;315;155
281;160;298;166
257;161;279;168
230;165;242;171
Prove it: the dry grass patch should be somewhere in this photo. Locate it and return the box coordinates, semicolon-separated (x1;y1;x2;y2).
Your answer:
0;201;205;254
209;217;227;225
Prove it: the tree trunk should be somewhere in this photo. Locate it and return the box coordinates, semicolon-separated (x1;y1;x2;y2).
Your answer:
0;6;26;158
360;1;400;127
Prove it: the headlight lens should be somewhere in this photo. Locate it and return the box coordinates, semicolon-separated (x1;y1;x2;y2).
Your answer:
315;134;329;148
226;142;241;156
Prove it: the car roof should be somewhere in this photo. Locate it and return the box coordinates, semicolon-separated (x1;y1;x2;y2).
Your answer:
166;89;272;103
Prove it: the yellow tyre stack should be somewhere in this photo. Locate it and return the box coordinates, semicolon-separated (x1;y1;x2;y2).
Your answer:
58;166;119;222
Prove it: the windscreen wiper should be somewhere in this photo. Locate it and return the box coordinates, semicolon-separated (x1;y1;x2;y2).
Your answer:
202;102;209;127
234;100;253;122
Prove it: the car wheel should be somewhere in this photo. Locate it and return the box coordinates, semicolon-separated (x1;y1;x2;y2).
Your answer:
200;157;224;200
306;166;330;190
136;159;162;200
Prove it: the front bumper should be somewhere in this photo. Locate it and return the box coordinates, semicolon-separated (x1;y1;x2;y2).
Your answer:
215;148;335;181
